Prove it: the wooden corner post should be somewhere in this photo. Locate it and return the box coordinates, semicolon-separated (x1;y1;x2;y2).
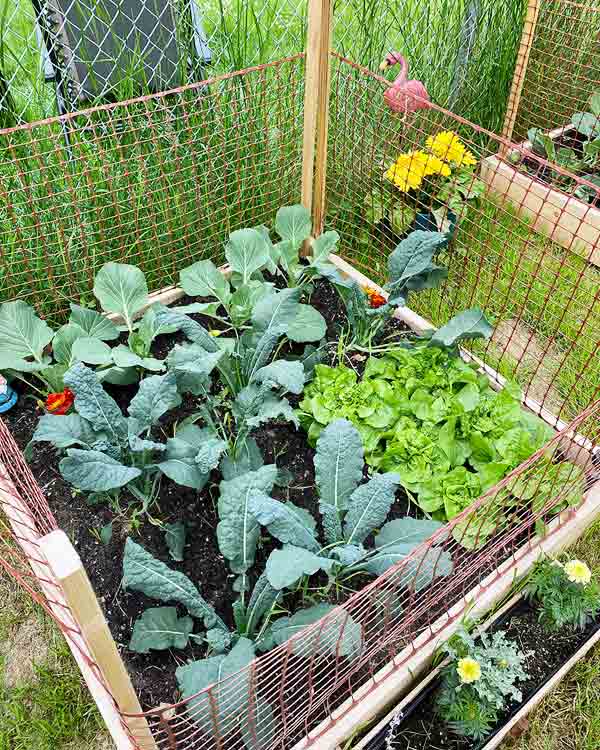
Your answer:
301;0;333;244
39;530;158;750
499;0;541;154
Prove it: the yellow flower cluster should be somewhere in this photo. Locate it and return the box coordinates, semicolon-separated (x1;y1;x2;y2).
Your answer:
426;130;477;168
564;559;592;585
384;150;451;193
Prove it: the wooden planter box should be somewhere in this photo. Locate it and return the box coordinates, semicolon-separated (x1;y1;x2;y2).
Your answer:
352;591;600;750
480;126;600;268
1;254;598;750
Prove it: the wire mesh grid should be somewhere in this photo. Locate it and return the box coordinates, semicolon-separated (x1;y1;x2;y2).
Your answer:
0;54;305;321
1;0;524;130
0;51;599;750
511;0;600;142
325;54;600;427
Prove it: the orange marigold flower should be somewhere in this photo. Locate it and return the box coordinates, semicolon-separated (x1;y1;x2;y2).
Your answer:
45;388;74;415
364;287;387;308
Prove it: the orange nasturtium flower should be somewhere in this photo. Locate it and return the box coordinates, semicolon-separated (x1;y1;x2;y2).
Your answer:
45;388;74;415
364;287;387;309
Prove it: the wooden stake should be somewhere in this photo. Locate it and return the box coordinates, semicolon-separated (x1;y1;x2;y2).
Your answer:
500;0;541;152
301;0;333;244
39;530;158;750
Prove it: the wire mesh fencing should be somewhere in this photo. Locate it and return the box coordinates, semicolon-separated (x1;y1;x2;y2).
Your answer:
1;0;525;131
325;54;600;427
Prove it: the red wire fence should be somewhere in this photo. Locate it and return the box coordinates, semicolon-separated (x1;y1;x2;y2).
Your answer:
0;6;600;748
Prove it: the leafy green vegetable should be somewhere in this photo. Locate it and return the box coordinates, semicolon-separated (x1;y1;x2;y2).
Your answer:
129;607;195;653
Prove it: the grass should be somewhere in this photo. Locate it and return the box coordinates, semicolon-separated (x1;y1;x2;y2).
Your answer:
0;570;106;750
0;0;525;131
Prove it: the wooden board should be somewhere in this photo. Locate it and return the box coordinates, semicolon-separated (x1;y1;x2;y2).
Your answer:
480;153;600;268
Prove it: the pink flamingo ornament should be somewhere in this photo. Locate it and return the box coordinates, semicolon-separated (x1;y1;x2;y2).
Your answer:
379;52;431;114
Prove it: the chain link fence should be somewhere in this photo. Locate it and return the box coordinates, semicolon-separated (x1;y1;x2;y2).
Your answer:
1;0;525;130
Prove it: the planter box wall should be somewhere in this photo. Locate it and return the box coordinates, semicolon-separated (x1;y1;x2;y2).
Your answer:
481;126;600;268
1;256;599;750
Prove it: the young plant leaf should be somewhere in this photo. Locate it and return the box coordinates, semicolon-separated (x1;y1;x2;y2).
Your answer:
69;304;120;341
270;603;362;658
165;521;187;562
310;230;339;263
59;449;141;491
123;539;224;629
375;517;446;548
0;300;54;371
195;437;228;473
52;324;85;366
93;262;148;331
64;363;128;443
128;372;181;434
286;304;327;343
225;228;271;285
158;424;213;490
180;259;231;306
252;359;306;394
33;413;99;449
71;337;113;366
248;493;320;551
246;571;282;636
314;419;364;544
129;607;195;653
275;204;312;248
429;307;493;348
343;473;401;545
265;545;334;589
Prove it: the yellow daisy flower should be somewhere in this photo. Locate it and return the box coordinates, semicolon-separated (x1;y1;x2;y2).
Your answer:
412;150;452;178
564;559;592;585
426;130;477;167
384;151;425;193
457;657;481;684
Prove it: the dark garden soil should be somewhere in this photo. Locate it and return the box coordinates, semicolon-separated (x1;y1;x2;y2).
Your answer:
374;598;600;750
0;276;565;734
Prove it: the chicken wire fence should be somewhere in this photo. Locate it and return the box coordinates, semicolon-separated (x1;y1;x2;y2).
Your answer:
0;27;599;750
1;0;524;131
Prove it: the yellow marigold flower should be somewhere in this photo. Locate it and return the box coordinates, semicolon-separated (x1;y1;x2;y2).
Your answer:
384;151;426;193
426;130;477;167
457;657;481;684
412;150;452;177
564;559;592;585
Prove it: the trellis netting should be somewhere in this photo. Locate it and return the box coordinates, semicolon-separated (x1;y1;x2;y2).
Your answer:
0;4;599;750
2;0;523;130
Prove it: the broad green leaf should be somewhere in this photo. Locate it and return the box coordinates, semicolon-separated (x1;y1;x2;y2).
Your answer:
225;228;270;285
572;112;600;138
248;493;320;552
590;93;600;117
265;545;333;589
123;539;224;628
173;302;221;317
314;419;364;545
129;607;194;653
310;230;339;263
59;449;141;491
68;304;119;341
180;260;231;306
128;435;165;453
386;231;447;303
152;305;219;353
0;300;54;370
286;304;327;343
71;337;113;366
217;466;279;574
97;366;139;386
176;638;258;739
247;287;303;378
221;438;264;480
343;473;401;544
39;363;69;392
111;344;164;371
93;262;148;331
195;437;228;473
64;363;127;443
52;324;85;366
252;359;305;394
246;571;282;636
165;522;187;562
205;628;232;654
275;205;312;248
158;424;213;489
359;544;452;588
245;395;299;429
229;282;271;326
375;518;446;549
136;306;179;352
128;372;181;434
429;307;493;348
166;343;223;395
32;413;99;449
271;604;362;658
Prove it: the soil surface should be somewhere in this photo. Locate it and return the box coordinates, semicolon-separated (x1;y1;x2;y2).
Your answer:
380;599;600;750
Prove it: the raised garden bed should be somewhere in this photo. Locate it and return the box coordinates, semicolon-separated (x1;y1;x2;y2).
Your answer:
0;207;598;750
481;125;600;267
352;568;600;750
